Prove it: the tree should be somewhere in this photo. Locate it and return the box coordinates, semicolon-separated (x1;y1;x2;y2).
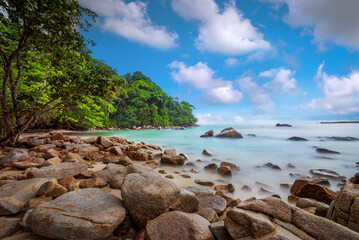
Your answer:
0;0;121;144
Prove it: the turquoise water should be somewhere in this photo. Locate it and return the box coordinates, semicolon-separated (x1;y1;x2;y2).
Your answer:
74;123;359;198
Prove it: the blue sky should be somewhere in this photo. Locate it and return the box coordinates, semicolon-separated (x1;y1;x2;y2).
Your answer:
79;0;359;124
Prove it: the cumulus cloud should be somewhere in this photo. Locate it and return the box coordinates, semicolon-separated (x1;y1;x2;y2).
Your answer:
196;113;223;125
169;61;242;104
79;0;178;49
265;0;359;50
314;63;359;113
260;68;297;93
171;0;270;55
225;58;239;67
233;116;244;123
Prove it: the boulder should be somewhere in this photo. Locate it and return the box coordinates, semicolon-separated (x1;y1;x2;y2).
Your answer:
121;173;199;227
58;177;76;191
27;162;87;180
220;161;240;170
96;136;113;148
0;217;21;239
0;178;49;215
218;166;232;176
164;149;176;156
289;173;330;186
44;149;59;159
204;163;218;170
161;154;185;165
225;208;275;239
110;172;125;189
26;188;127;240
296;198;329;217
202;149;213;156
146;211;214;240
200;130;214;138
50;131;66;141
12;157;44;169
291;179;336;204
75;170;94;179
209;221;233;240
196;208;218;223
287;136;308;141
1;149;28;164
195;179;215;186
27;138;47;147
79;178;108;188
198;194;227;214
350;172;359;184
215;127;243;138
109;146;125;156
127;163;160;176
263;162;281;170
316;147;340;154
276;123;292;127
44;157;62;166
309;168;344;180
37;179;68;198
92;167;120;183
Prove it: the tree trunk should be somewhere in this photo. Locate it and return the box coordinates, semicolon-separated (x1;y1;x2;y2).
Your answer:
0;115;38;146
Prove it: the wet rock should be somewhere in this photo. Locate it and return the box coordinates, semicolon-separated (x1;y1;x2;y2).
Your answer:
280;183;292;189
209;221;233;240
198;194;227;214
259;187;275;195
196;208;218;223
165;175;174;179
27;188;127;240
309;168;344;180
225;208;275;238
242;185;252;192
291;179;336;204
218;166;232;176
263;162;281;170
37;179;68;198
1;149;28;164
0;217;21;239
58;177;76;191
290;173;330;186
202;149;213;156
204;163;218;170
247;134;257;137
146;211;214;240
287;136;308;141
276;123;292;127
27;162;87;180
287;163;295;168
296;198;329;217
181;174;191;178
121;173;199;227
185;161;197;167
220;161;240;170
200;130;214;138
161;154;185;165
326;136;359;141
0;178;49;215
195;179;215;186
214;183;235;193
184;186;213;195
350;172;359;184
316;147;340;154
215;127;243;138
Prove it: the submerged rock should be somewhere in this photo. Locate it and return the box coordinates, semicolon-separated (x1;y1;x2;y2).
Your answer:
263;162;281;170
315;147;340;154
276;123;292;127
195;179;215;186
309;168;344;180
202;149;213;156
287;136;308;141
27;188;127;240
215;127;243;138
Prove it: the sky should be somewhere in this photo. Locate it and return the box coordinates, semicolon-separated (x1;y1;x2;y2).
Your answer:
78;0;359;125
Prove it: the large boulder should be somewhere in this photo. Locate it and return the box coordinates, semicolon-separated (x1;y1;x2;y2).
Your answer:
291;179;336;204
146;211;214;240
27;162;87;180
1;149;28;164
0;217;21;239
215;127;243;138
12;157;45;169
161;154;185;165
0;178;49;215
121;173;199;227
26;188;127;240
200;130;214;138
198;194;227;214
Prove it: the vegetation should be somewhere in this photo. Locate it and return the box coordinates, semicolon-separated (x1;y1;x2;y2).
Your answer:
0;0;197;144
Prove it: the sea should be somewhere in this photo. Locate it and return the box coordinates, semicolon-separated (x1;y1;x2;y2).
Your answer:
74;123;359;200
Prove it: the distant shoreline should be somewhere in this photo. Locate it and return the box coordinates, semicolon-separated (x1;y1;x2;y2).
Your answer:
320;121;359;124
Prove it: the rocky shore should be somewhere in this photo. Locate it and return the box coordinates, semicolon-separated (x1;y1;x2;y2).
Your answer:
1;131;359;239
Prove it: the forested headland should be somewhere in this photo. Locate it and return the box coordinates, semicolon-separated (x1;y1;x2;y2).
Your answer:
0;0;197;145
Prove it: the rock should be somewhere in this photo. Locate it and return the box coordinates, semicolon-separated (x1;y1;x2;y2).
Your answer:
27;138;47;147
287;163;295;168
195;179;215;186
263;162;281;170
290;173;330;186
276;123;292;127
214;183;235;193
196;208;218;223
64;152;85;163
51;131;66;141
27;162;87;180
1;149;28;164
118;156;133;166
327;182;359;233
242;185;252;192
181;174;191;178
280;183;292;189
26;188;127;240
179;153;190;160
247;134;257;137
309;168;344;180
165;175;174;179
200;130;214;138
79;177;108;188
185;161;197;167
350;172;359;184
121;173;199;227
146;211;214;240
287;136;308;141
215;191;238;208
198;194;227;214
110;172;125;189
205;163;218;170
218;166;232;176
0;217;21;239
12;157;45;169
37;179;68;198
0;178;49;215
184;186;213;195
28;197;53;210
109;146;125;156
75;170;94;179
96;136;113;148
215;127;243;138
202;149;213;156
44;149;59;159
44;157;62;166
326;136;359;141
291;179;336;204
225;208;275;238
316;147;340;154
92;167;120;183
239;197;292;222
209;221;233;240
127;163;160;176
164;149;176;156
220;161;240;170
296;198;329;217
161;154;185;165
57;177;76;191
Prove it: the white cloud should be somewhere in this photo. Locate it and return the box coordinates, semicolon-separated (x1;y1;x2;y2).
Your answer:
171;0;270;55
196;113;223;125
315;63;359;113
237;77;275;114
79;0;178;49
225;58;239;67
265;0;359;50
169;61;242;104
261;68;297;93
233;116;244;123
